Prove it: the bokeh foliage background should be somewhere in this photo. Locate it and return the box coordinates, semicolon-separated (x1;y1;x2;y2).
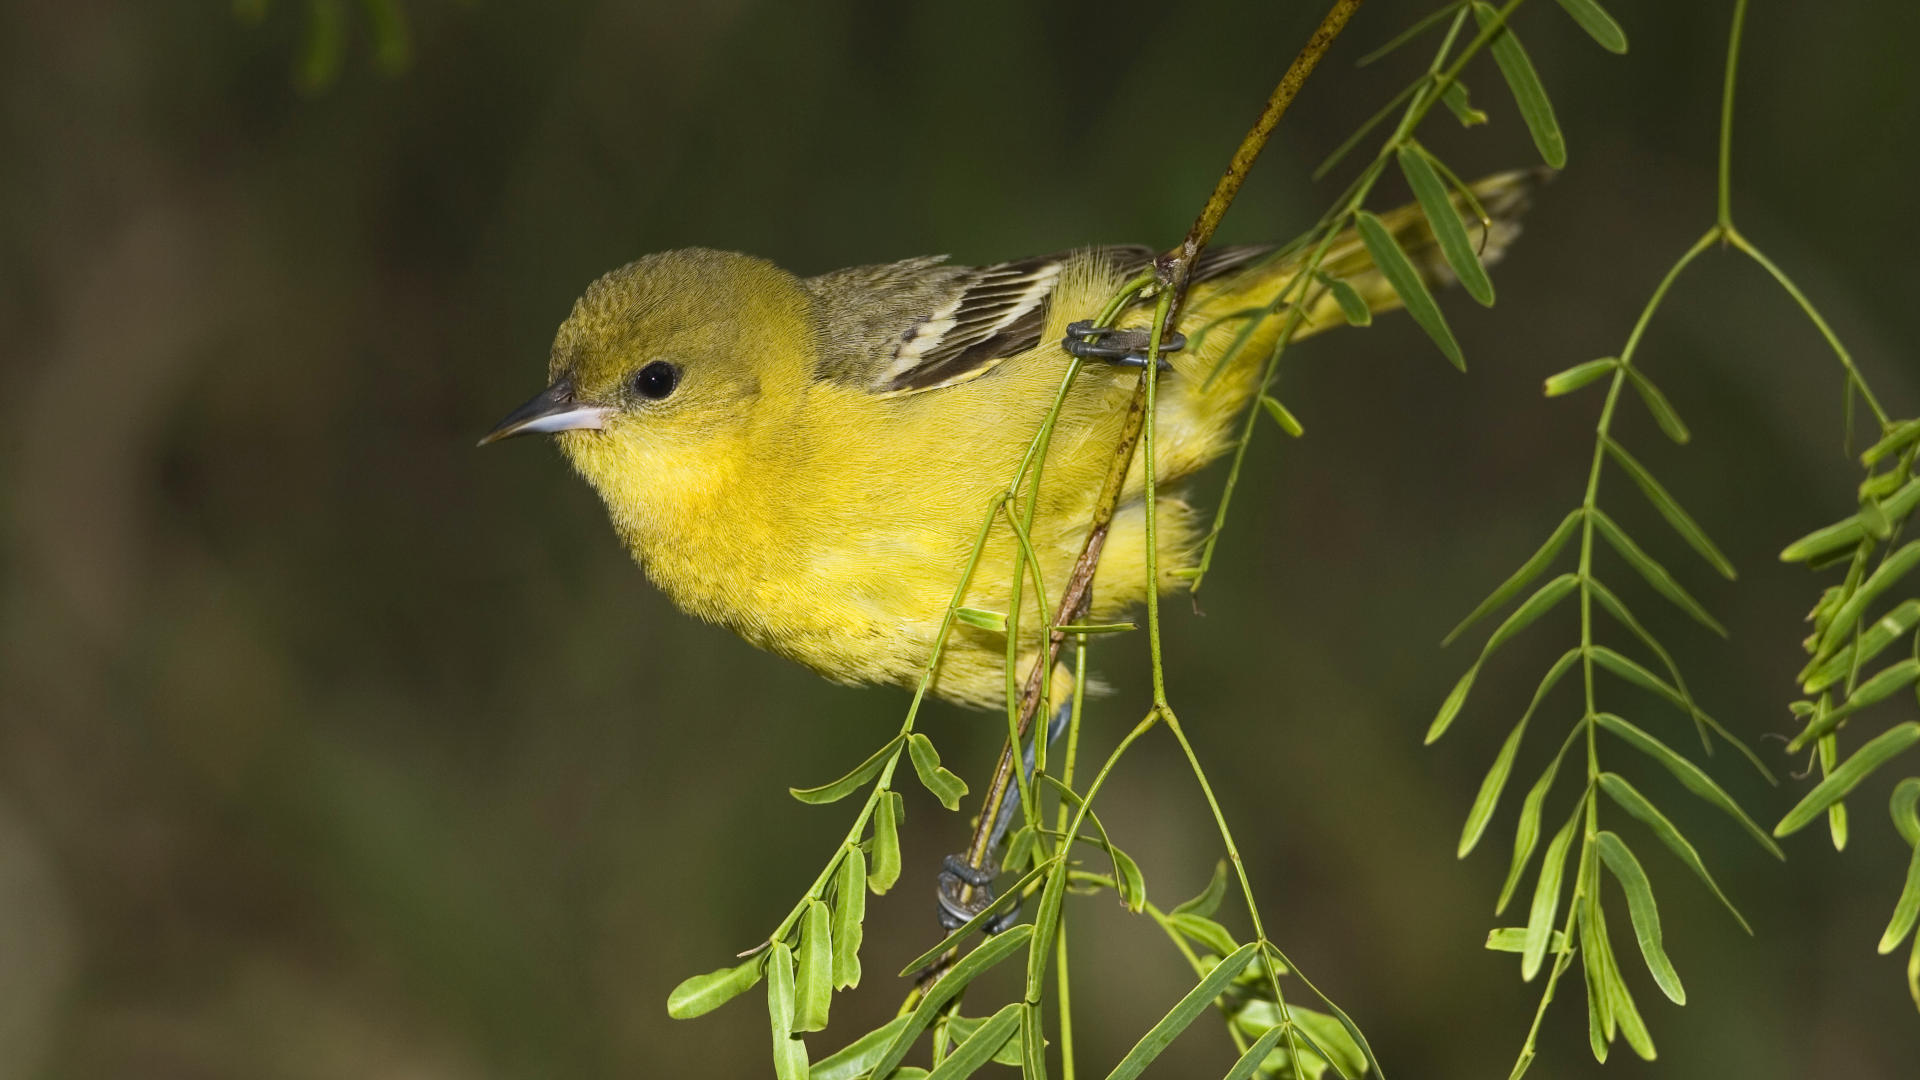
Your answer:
4;1;1920;1076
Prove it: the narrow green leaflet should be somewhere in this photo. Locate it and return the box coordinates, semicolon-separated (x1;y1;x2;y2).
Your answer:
1170;912;1240;957
943;1011;1027;1068
1896;778;1920;847
1595;714;1782;858
1578;895;1612;1062
1316;273;1373;326
1821;734;1850;851
927;1003;1022;1080
1861;418;1920;466
1599;772;1752;933
831;845;866;989
1776;724;1920;837
1590;907;1656;1061
1790;659;1920;752
1398;145;1494;305
1441;79;1488;127
1488;926;1567;952
1473;3;1568;167
1603;437;1736;578
870;790;902;894
812;1016;913;1080
1780;475;1920;563
667;955;766;1020
1597;831;1686;1004
1801;599;1920;693
791;734;905;804
1544;358;1618;397
869;926;1034;1080
1260;395;1306;437
1173;859;1230;918
1498;736;1570;914
765;942;808;1080
1443;511;1581;647
793;900;833;1032
1223;1024;1289;1080
1882;842;1920;955
1104;943;1260;1080
1355;209;1465;370
1589;646;1689;717
954;606;1007;632
1590;509;1726;635
1554;0;1628;53
1026;859;1071;995
1626;369;1690;444
1817;542;1920;658
908;733;969;810
1524;814;1579;980
1431;573;1581;744
1461;649;1579;857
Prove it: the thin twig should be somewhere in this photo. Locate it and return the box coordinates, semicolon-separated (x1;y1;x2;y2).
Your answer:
934;0;1364;979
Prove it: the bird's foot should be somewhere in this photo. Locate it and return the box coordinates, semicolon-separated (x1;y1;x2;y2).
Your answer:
1062;320;1185;369
936;854;1022;933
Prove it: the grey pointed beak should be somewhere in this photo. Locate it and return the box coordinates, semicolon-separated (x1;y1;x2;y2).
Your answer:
477;377;613;446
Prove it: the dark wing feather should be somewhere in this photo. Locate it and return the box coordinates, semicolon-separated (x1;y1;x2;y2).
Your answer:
805;243;1274;396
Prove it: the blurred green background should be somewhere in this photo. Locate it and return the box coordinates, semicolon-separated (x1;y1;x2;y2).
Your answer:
5;1;1919;1076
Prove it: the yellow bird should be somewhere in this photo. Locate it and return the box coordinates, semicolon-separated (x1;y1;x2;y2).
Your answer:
483;174;1532;709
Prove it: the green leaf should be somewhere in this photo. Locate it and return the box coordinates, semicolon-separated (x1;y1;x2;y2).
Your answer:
810;1014;906;1076
1579;896;1612;1062
1587;901;1656;1060
1523;813;1578;980
1473;3;1568;167
1600;772;1752;933
1589;646;1689;716
1223;1023;1289;1080
1817;542;1920;659
870;926;1034;1080
1461;649;1579;857
1054;621;1137;635
1595;714;1783;858
1822;733;1850;851
1555;0;1628;53
928;1003;1021;1079
1881;841;1920;954
792;900;833;1032
1260;395;1306;437
1026;859;1071;997
1443;510;1581;647
813;1016;914;1080
791;734;905;804
1543;358;1618;397
765;941;808;1080
1112;845;1148;913
1776;724;1920;836
1173;859;1230;918
1790;659;1920;752
1590;509;1726;636
1441;78;1488;127
1487;926;1567;952
1626;369;1690;444
1597;831;1686;1004
1398;145;1495;305
1170;912;1240;957
869;790;902;894
1861;418;1920;467
1432;573;1581;743
1780;518;1870;565
1355;209;1465;370
667;956;765;1020
831;845;866;990
1604;437;1736;578
1105;943;1260;1080
1498;738;1570;915
955;606;1007;632
907;733;969;811
1316;273;1373;326
1895;777;1920;847
942;1010;1028;1069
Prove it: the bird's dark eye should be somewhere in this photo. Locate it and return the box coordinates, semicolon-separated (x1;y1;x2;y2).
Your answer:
632;361;680;400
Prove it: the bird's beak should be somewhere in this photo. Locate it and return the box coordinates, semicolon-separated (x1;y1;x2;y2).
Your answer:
477;378;613;446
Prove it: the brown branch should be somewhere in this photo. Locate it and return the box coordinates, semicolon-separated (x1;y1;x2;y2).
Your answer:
934;0;1364;975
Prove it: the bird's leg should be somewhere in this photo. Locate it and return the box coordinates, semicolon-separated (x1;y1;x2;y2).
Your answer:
934;696;1073;932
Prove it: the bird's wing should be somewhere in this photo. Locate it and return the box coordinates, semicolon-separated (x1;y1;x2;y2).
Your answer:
806;244;1274;396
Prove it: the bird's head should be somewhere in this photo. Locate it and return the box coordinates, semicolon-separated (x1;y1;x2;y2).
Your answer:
481;248;817;522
